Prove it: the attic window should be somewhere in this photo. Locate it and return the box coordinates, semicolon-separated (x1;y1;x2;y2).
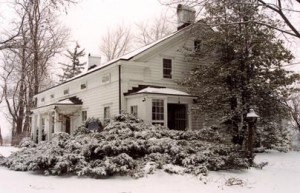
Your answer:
163;59;172;79
81;83;87;90
63;89;69;95
41;97;45;102
194;40;201;52
102;74;111;84
50;94;54;99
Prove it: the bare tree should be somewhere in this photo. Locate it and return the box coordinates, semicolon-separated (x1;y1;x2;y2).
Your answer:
135;13;174;46
0;126;3;146
161;0;300;39
0;0;73;145
285;93;300;131
99;24;132;61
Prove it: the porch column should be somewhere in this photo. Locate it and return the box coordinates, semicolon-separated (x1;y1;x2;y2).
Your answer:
48;112;53;140
164;99;168;127
32;114;37;142
37;114;42;143
44;113;50;141
54;111;61;133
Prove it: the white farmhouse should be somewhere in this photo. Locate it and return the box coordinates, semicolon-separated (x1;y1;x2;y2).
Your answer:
31;5;205;143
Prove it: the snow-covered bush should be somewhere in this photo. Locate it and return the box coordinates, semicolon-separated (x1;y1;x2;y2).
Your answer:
19;137;36;148
1;114;250;178
257;123;291;152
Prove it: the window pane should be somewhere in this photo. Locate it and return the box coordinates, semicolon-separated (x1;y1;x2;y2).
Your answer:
104;107;110;119
130;105;138;117
82;111;87;122
152;99;164;121
163;59;172;79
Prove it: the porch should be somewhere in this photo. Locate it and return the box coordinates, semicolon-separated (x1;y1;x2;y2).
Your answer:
31;98;82;143
125;87;197;130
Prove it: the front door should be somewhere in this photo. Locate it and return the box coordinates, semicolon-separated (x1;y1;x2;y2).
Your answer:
167;104;187;130
65;116;71;134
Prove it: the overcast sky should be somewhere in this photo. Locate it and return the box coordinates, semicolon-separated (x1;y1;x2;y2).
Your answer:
60;0;174;56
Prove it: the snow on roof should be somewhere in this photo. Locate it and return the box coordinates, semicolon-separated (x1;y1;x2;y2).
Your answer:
55;99;76;105
37;26;187;95
68;29;183;81
136;87;190;96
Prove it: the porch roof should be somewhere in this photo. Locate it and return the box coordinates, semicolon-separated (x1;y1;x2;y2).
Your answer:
125;87;197;98
32;97;82;114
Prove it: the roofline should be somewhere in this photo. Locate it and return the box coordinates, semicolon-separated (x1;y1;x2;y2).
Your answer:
125;92;198;98
36;24;195;96
32;103;82;111
36;59;121;95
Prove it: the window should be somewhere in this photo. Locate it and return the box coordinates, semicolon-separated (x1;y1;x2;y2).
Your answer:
163;59;172;79
102;74;111;84
51;115;55;133
152;99;164;125
80;83;87;90
50;94;54;99
41;97;45;102
63;89;69;95
104;106;111;119
81;110;87;122
34;98;37;107
130;105;138;117
194;40;201;52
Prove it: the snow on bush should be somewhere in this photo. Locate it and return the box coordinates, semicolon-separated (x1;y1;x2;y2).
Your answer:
1;114;250;178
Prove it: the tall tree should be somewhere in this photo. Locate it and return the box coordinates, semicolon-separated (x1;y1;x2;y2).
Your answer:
180;0;299;146
99;24;132;61
0;0;74;145
59;42;86;82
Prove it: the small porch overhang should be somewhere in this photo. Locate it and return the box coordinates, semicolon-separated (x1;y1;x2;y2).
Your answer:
32;97;83;114
125;87;197;130
31;97;83;143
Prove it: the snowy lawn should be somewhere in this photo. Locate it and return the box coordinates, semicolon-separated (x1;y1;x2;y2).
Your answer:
0;146;299;193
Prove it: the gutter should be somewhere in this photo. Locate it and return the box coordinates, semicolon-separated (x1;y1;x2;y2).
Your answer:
118;65;122;114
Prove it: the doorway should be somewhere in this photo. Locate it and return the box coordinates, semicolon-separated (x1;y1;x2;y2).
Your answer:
64;116;71;134
167;104;187;130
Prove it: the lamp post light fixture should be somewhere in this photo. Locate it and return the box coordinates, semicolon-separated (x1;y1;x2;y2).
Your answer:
245;108;259;163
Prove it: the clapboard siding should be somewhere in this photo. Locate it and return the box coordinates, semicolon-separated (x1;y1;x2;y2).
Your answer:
121;37;196;94
35;64;120;121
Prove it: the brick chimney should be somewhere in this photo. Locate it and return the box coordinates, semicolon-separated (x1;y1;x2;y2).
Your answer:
177;4;196;30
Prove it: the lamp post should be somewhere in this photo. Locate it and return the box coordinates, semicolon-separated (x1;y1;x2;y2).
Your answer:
245;108;259;163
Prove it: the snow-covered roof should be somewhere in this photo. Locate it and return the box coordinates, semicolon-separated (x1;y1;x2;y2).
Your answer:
55;99;75;105
36;27;186;95
66;30;183;81
126;87;195;97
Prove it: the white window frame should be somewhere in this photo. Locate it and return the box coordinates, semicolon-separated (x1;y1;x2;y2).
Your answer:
102;73;111;84
130;105;138;117
81;110;87;122
104;106;111;120
163;58;172;79
80;82;87;90
63;88;69;95
152;99;165;125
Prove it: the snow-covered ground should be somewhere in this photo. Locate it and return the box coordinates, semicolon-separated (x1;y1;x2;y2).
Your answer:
0;146;299;193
